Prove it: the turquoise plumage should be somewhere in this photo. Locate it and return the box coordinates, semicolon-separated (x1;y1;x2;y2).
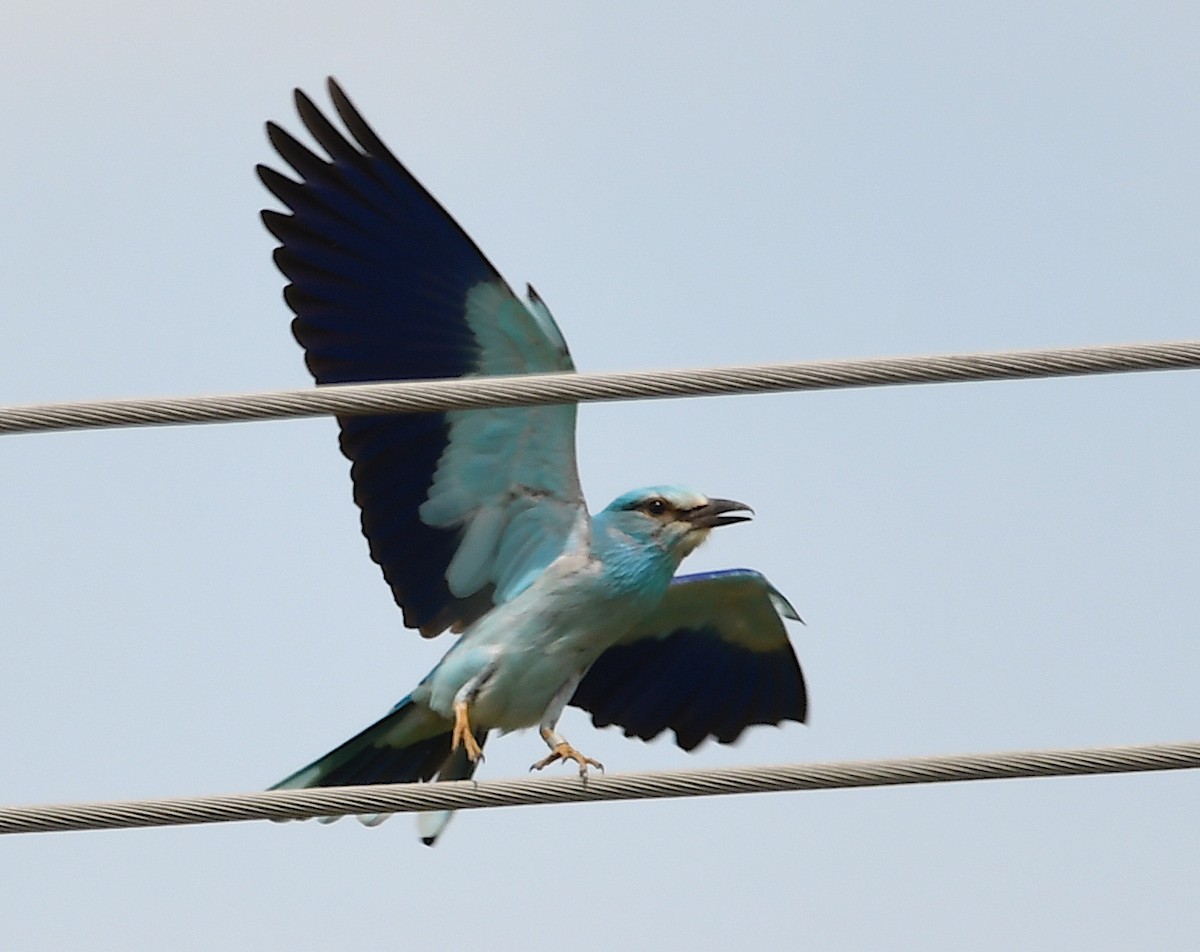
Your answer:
260;80;806;844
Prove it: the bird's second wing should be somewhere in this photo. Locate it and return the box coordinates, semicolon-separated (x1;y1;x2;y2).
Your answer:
259;80;586;636
570;569;807;751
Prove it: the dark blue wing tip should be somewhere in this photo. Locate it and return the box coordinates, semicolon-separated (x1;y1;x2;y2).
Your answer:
258;79;513;635
572;626;807;752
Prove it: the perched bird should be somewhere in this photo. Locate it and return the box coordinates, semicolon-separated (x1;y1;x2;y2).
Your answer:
260;79;807;844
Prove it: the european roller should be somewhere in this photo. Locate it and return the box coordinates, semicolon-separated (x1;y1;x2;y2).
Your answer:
260;80;807;844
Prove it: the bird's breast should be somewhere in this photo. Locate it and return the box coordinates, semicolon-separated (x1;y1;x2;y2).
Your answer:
436;557;666;731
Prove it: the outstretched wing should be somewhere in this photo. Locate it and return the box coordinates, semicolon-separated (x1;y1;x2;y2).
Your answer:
570;569;807;751
259;79;586;636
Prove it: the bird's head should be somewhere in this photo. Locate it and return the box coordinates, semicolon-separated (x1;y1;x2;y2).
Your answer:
598;486;754;562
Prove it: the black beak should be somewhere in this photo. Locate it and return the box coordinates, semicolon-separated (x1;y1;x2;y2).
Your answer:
687;498;754;529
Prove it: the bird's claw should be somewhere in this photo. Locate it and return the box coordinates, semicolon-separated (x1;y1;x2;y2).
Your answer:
530;743;604;778
451;702;484;763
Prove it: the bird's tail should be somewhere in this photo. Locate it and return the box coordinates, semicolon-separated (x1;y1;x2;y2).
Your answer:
271;695;486;844
413;743;482;846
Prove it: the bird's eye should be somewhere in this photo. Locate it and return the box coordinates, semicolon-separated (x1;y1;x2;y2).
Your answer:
643;498;668;516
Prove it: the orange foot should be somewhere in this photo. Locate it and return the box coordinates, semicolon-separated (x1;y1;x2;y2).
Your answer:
451;700;484;763
530;743;604;778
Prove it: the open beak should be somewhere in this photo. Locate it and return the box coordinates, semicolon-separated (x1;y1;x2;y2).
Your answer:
686;498;754;529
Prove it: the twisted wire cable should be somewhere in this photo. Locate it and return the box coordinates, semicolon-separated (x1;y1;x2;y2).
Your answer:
3;340;1198;436
3;740;1197;836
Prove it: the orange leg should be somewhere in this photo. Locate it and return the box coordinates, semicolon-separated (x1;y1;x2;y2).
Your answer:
531;727;603;777
451;700;484;763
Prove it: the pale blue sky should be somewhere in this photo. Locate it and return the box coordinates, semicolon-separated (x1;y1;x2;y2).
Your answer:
2;4;1198;950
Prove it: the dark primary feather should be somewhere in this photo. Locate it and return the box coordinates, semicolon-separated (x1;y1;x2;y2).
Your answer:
571;626;807;751
570;569;807;751
258;80;509;634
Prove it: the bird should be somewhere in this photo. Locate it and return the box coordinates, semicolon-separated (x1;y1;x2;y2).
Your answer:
259;79;807;844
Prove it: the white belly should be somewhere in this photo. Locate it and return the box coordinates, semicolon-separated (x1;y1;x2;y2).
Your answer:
418;554;661;731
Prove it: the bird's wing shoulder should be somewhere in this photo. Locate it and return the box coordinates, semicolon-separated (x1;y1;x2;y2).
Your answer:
259;79;585;636
570;568;807;750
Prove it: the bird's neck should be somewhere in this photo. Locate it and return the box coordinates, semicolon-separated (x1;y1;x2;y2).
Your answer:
589;516;681;600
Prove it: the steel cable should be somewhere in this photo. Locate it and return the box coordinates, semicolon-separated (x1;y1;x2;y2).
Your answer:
3;339;1198;436
3;740;1197;836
